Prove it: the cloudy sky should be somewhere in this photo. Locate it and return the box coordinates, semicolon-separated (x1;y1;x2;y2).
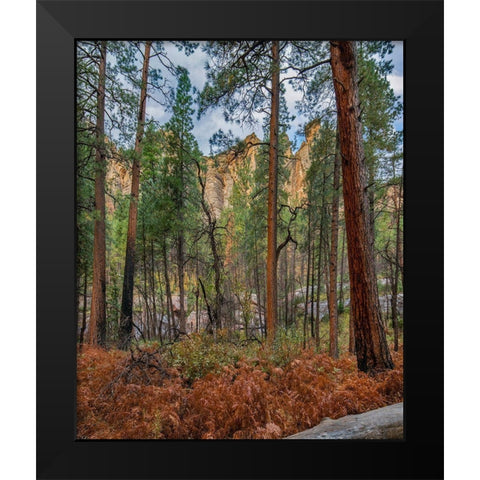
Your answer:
145;41;403;155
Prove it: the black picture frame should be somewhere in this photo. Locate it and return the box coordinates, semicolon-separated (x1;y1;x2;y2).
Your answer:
37;1;444;479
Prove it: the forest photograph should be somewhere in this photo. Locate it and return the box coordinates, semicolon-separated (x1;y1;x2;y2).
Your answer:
76;40;404;440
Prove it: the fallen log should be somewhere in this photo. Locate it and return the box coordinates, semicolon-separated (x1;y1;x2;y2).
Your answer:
286;402;403;440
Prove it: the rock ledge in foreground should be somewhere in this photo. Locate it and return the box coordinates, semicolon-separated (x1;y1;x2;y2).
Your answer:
286;402;403;440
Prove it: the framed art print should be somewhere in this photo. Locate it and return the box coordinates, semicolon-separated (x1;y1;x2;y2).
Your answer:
37;1;443;479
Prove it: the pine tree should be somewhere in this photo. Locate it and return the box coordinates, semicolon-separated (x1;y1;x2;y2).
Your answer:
118;41;152;349
330;40;394;373
88;41;107;346
161;67;202;335
199;41;314;343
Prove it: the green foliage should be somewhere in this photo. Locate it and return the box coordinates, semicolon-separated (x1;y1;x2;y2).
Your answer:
168;332;246;382
199;41;271;125
159;67;202;230
259;327;305;369
357;41;403;196
76;138;95;276
75;40;403;363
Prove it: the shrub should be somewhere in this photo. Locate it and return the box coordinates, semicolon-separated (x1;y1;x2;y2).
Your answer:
77;340;404;439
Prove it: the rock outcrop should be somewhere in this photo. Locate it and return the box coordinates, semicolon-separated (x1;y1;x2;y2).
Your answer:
104;122;324;220
204;126;321;218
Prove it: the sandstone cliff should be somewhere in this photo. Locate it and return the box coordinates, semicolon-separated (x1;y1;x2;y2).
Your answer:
104;122;324;218
203;123;323;218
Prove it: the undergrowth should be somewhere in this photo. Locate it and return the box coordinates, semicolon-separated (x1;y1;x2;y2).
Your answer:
77;336;403;439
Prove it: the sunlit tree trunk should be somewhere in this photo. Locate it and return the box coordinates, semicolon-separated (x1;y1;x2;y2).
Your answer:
89;40;107;346
118;41;152;349
330;40;393;372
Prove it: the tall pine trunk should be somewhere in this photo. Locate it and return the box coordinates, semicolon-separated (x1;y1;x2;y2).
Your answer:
330;41;393;373
328;132;341;358
118;41;152;349
89;40;107;346
266;40;280;344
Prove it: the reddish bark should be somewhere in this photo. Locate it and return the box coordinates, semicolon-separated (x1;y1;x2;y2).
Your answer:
89;41;107;346
330;41;393;372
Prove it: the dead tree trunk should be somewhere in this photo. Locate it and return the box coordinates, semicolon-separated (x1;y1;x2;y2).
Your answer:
287;403;403;439
195;159;224;332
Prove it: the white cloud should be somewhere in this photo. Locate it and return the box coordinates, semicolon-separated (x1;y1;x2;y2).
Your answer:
194;110;265;155
387;74;404;96
143;42;404;153
146;100;170;125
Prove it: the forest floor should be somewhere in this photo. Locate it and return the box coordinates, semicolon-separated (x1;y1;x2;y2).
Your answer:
77;324;403;439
